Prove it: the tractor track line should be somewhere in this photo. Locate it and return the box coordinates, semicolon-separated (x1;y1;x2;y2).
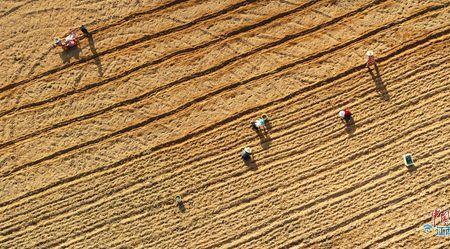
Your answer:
0;0;258;94
89;133;448;248
2;67;447;242
35;145;450;248
151;100;450;247
87;0;189;36
0;0;328;120
2;48;442;231
0;0;37;19
1;3;444;179
281;153;450;248
279;167;450;248
4;77;450;239
210;140;450;249
0;26;447;210
306;181;449;247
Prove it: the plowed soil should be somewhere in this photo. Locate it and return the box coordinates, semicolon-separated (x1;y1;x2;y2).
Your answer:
0;0;449;248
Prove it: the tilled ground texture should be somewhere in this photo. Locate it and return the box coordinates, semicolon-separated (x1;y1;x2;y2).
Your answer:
0;0;449;248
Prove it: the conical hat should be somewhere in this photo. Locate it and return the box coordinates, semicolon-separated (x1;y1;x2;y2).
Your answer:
244;147;252;153
366;50;374;57
339;110;345;118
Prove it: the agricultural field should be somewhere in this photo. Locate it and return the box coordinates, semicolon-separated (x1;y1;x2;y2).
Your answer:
0;0;449;248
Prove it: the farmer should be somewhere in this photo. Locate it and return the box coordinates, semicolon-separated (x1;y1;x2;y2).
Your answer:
251;115;268;133
54;38;63;47
339;109;352;123
241;147;252;161
250;121;258;132
64;31;78;48
55;30;79;50
366;50;376;67
80;24;90;37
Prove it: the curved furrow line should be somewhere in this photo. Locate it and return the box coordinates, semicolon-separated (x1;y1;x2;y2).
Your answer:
281;157;450;249
0;41;444;233
0;0;374;137
139;46;447;181
244;158;450;248
0;0;259;94
2;51;446;210
2;27;442;169
3;66;446;245
1;52;436;230
0;0;381;121
305;175;450;247
2;7;445;179
2;54;441;239
207;134;450;249
144;93;450;247
11;82;450;244
2;66;446;247
4;1;443;156
0;28;446;212
196;75;450;218
142;127;450;248
0;0;37;19
86;0;188;36
362;216;439;249
29;139;450;246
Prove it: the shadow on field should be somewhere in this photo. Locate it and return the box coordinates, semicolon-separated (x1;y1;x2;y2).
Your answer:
59;46;81;63
88;35;103;77
368;64;390;101
245;160;258;171
345;117;356;136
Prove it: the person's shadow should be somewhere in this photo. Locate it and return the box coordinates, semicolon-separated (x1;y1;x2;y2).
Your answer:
88;36;103;77
59;46;82;63
258;131;272;149
368;64;389;101
407;164;417;173
344;117;356;136
244;159;258;171
257;117;272;149
177;201;186;212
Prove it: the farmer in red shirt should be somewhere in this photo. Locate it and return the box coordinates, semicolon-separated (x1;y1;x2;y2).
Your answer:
339;109;352;123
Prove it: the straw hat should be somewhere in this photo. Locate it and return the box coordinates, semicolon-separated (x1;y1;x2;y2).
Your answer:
244;147;252;154
366;50;374;57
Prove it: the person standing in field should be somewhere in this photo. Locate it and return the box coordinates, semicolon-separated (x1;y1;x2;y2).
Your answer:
80;25;90;37
366;50;377;68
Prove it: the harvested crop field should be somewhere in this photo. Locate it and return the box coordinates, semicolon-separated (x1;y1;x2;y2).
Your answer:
0;0;449;248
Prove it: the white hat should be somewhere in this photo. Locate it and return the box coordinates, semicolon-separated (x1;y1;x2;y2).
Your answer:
339;110;345;118
366;50;374;57
244;147;252;153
